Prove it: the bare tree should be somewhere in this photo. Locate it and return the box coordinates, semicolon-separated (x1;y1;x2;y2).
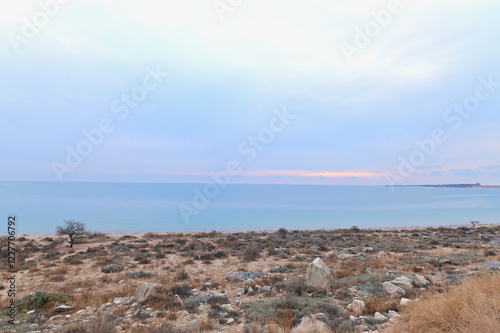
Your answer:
56;220;88;248
470;221;480;229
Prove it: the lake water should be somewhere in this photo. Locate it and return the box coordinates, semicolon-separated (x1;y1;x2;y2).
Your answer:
1;181;499;235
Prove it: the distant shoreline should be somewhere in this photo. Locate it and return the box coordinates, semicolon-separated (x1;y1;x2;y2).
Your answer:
391;184;500;189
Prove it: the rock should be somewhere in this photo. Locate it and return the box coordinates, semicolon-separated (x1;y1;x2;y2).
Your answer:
387;310;400;319
247;287;254;294
309;313;328;322
27;310;35;314
383;282;406;298
438;259;451;265
134;309;150;319
356;324;369;332
301;290;313;297
237;288;245;296
113;297;130;305
400;298;413;306
478;234;490;241
374;312;387;321
136;282;165;304
49;315;63;321
261;286;271;293
414;275;430;287
305;258;332;293
351;300;365;316
380;322;393;329
221;304;235;313
226;318;234;324
173;294;184;307
391;276;413;289
54;304;72;313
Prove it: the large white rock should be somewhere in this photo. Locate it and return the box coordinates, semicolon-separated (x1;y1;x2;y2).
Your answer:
383;282;406;298
136;282;165;304
352;300;366;316
306;258;332;293
391;276;413;289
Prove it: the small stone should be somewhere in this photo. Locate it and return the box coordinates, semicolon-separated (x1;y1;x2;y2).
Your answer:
261;286;271;293
374;312;387;321
400;298;413;306
388;310;400;318
226;318;234;324
383;282;406;298
414;275;430;287
54;304;72;313
221;304;235;313
478;234;490;241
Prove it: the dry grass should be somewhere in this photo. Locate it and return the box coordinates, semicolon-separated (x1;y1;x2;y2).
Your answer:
291;320;331;333
393;273;500;333
364;297;399;315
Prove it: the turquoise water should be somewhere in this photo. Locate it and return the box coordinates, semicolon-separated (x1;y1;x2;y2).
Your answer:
0;181;499;235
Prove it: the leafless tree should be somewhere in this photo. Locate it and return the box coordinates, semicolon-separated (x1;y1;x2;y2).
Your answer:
470;221;480;229
56;220;88;248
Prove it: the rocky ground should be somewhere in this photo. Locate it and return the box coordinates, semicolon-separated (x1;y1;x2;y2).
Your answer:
0;224;499;333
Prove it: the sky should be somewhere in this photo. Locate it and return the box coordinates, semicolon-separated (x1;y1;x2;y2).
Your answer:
1;0;500;185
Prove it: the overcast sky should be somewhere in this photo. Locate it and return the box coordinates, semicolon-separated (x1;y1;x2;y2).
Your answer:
1;0;500;185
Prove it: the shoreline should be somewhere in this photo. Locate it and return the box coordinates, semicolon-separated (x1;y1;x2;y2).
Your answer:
20;222;500;239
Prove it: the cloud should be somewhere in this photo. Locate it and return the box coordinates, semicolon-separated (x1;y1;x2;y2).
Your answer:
449;169;483;178
482;164;500;170
244;170;384;179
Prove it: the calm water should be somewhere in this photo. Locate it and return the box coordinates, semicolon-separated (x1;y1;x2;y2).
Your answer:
1;181;499;235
